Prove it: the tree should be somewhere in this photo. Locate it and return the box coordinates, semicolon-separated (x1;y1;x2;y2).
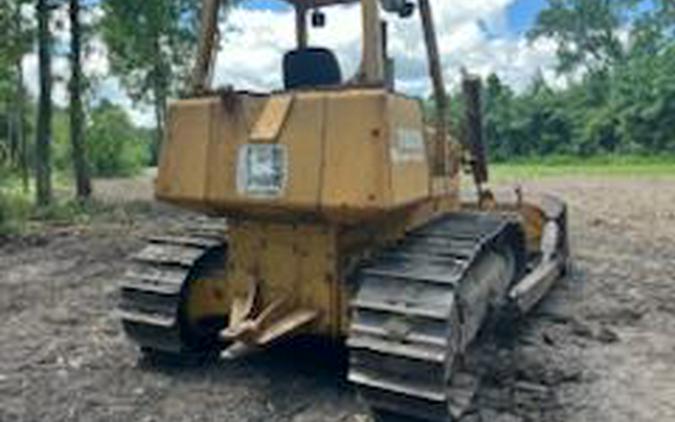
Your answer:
528;0;637;74
69;0;92;200
491;0;675;159
15;28;29;194
631;0;675;54
611;45;675;153
35;0;53;207
86;101;151;177
101;0;201;163
0;0;32;192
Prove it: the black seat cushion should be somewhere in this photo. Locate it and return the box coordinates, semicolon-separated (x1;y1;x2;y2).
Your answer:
283;48;342;90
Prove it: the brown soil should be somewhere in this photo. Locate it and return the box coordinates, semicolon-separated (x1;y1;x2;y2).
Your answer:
1;175;674;422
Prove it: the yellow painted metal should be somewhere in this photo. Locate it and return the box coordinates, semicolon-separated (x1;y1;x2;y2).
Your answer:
226;220;340;337
321;91;390;213
156;87;465;341
357;0;385;84
192;0;387;92
250;95;294;143
387;95;431;204
186;276;231;323
157;89;440;222
153;0;565;359
274;92;326;211
156;94;267;213
182;192;461;340
157;99;212;213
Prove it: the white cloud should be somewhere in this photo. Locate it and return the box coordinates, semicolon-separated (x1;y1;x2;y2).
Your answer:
19;0;562;129
214;0;561;96
20;3;151;127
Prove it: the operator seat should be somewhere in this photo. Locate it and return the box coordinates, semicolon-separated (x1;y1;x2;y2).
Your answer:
283;47;343;90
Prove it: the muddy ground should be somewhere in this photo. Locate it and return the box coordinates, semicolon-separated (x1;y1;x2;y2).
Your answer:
1;175;674;422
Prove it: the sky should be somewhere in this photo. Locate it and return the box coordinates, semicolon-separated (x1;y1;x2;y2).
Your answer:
508;0;547;35
22;0;558;127
210;0;560;97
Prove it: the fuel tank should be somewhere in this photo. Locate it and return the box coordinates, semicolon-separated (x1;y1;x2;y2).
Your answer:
155;88;439;223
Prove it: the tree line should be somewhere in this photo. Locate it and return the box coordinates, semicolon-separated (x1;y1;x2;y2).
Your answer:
0;0;205;207
1;0;673;214
447;0;674;161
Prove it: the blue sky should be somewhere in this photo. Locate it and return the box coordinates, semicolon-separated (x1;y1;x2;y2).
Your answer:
210;0;562;94
25;0;561;127
39;0;656;127
244;0;549;35
507;0;547;35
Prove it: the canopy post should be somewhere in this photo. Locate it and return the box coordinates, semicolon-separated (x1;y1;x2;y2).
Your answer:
359;0;385;84
418;0;449;175
382;20;395;89
191;0;223;94
295;5;308;49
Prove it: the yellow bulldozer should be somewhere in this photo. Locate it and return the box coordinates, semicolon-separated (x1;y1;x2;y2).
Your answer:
118;1;570;420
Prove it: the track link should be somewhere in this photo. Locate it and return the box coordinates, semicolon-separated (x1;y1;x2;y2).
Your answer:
118;220;227;355
348;212;525;421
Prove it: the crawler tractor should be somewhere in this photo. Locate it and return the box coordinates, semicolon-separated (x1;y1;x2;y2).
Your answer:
118;1;570;420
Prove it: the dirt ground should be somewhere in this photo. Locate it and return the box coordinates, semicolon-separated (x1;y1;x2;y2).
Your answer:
1;175;675;422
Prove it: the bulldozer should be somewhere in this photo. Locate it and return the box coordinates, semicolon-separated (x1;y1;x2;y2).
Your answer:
117;0;570;420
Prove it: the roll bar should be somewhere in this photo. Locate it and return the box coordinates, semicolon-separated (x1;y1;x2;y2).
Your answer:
190;0;450;174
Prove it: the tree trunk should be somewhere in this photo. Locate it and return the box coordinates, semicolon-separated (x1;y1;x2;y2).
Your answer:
152;86;166;165
419;0;450;176
151;36;167;166
191;0;222;94
69;0;92;200
9;107;18;166
35;0;53;207
6;112;14;165
13;2;29;193
16;61;29;194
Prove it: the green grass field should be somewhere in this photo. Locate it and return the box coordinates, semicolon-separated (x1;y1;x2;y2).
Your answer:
490;155;675;182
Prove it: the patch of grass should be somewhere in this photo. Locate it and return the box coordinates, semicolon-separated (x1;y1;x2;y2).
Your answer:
490;154;675;182
0;171;32;235
31;199;95;225
0;191;32;235
30;198;153;227
1;170;154;235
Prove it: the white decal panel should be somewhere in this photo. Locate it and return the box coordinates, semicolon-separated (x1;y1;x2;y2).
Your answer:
391;129;426;164
237;144;287;198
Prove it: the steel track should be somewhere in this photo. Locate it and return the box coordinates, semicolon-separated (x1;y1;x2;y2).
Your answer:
118;221;227;355
348;212;526;421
